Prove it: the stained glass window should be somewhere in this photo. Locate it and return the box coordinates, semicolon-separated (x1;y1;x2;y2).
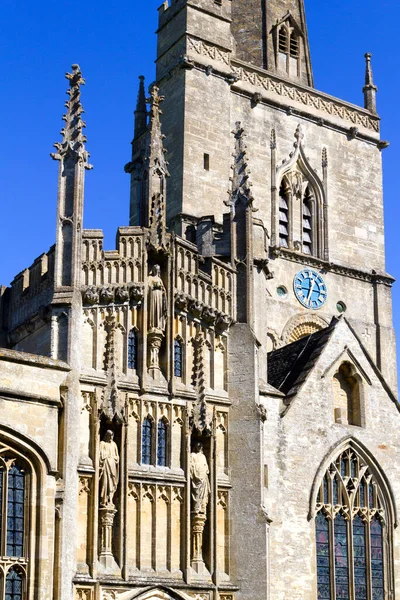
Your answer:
128;329;137;370
315;447;389;600
316;512;331;600
371;519;384;600
174;339;183;378
353;516;367;600
5;568;23;600
157;420;167;467
334;514;349;600
0;465;3;542
142;418;152;465
7;464;25;557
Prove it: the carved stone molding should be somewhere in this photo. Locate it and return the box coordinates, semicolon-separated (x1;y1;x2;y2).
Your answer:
187;36;231;66
270;246;394;286
231;63;379;133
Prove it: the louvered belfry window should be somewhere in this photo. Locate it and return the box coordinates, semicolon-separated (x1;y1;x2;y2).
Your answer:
279;180;290;248
278;24;300;76
302;187;313;255
315;448;386;600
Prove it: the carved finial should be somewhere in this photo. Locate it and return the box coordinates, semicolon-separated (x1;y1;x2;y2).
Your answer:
51;64;93;169
363;53;378;114
189;334;212;435
270;129;276;151
322;148;328;168
146;84;170;250
294;124;304;145
226;122;257;214
134;75;147;139
100;316;124;423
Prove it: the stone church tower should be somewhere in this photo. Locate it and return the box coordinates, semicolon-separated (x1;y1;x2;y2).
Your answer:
0;2;398;600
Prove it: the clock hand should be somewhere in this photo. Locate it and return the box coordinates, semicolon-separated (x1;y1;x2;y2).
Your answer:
307;279;316;306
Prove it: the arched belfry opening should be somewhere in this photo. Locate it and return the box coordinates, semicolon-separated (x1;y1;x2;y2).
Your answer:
231;1;314;87
274;125;328;260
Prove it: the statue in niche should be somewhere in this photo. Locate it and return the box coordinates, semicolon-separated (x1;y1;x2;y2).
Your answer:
190;441;211;514
99;430;119;508
148;264;167;333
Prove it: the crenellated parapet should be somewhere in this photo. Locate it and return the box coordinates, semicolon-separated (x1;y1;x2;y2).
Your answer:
3;248;55;351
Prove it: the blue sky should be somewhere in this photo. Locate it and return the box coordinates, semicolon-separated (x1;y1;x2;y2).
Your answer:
1;1;399;376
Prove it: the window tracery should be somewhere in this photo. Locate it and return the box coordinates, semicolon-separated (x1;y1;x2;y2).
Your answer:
315;447;388;600
277;168;324;258
5;567;24;600
275;125;327;260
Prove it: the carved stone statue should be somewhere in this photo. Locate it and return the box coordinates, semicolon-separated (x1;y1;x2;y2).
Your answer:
190;441;211;514
99;430;119;508
148;265;167;333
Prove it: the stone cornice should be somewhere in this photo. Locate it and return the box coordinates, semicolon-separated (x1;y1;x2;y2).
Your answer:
0;348;70;371
166;33;381;137
270;247;394;286
231;59;380;135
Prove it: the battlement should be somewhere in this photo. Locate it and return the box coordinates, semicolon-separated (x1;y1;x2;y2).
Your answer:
7;246;55;331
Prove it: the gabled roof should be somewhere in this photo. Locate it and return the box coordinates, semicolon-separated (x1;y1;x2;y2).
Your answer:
267;316;399;409
267;318;338;397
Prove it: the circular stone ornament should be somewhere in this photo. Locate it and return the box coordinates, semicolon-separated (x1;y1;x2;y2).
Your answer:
293;269;327;310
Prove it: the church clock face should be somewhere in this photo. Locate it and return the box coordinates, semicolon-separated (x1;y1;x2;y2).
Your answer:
294;269;327;310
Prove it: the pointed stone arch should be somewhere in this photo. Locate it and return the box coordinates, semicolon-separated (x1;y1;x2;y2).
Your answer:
275;125;328;259
308;436;397;526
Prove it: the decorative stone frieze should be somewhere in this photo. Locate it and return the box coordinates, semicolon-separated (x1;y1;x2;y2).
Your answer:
129;283;144;302
231;63;380;133
82;286;99;305
115;286;129;303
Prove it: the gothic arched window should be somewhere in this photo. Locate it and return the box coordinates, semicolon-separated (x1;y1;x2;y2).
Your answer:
5;567;24;600
142;417;153;465
0;453;29;600
157;419;168;467
128;328;138;370
279;178;290;248
315;447;389;600
174;339;183;378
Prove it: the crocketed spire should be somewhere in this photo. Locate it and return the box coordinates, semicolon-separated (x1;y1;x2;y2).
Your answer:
51;64;92;168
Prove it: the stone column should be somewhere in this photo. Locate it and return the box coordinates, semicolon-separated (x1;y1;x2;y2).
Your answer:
99;507;117;569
